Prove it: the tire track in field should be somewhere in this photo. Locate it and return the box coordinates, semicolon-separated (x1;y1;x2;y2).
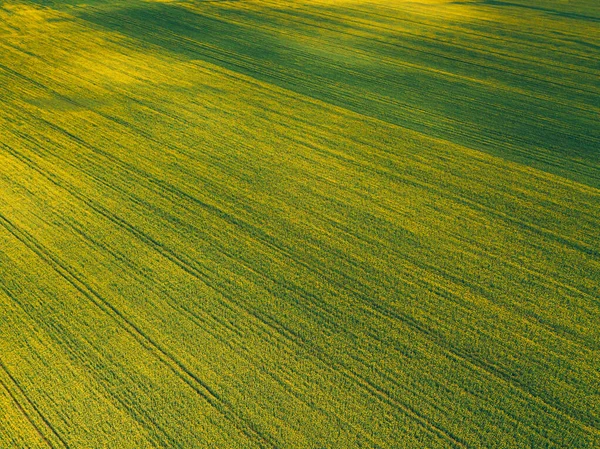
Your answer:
4;96;453;446
0;255;192;449
1;2;598;447
0;211;276;449
4;63;598;366
306;1;600;63
2;1;596;432
205;6;599;117
82;4;600;119
332;0;600;49
2;33;599;190
46;219;392;449
48;199;389;447
0;136;469;447
6;39;597;196
3;47;598;257
71;5;600;186
3;84;597;438
0;97;592;444
0;167;425;448
217;1;600;133
0;345;68;449
0;380;54;449
160;1;600;97
0;378;52;449
234;0;600;80
1;128;590;446
65;149;600;434
0;268;214;449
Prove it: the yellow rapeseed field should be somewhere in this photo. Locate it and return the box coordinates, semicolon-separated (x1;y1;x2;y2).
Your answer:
0;0;598;447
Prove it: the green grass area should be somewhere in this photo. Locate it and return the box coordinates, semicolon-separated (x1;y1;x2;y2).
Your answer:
0;0;598;447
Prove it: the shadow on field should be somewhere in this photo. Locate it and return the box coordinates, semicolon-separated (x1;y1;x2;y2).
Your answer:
76;2;291;67
479;0;600;22
72;1;600;188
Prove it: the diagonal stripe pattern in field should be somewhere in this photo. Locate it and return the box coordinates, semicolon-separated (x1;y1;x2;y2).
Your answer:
0;0;599;448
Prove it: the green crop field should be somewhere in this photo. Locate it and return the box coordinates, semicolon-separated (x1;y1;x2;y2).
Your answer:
0;0;598;447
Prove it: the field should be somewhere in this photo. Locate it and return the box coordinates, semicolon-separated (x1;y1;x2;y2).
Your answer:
0;0;599;447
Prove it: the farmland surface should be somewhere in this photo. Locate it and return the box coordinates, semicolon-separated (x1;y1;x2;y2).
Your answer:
0;0;599;448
